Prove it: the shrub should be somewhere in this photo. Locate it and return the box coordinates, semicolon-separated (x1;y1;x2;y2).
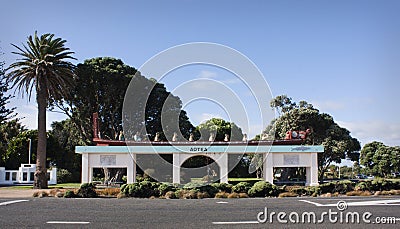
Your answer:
64;190;76;198
232;182;252;193
355;179;400;192
319;180;355;194
158;183;178;196
198;185;218;198
77;183;97;198
248;181;280;197
211;183;232;193
56;169;73;184
278;192;298;198
121;181;161;198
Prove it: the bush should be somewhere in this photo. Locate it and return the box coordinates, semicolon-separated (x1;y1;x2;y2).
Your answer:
319;180;355;194
355;179;400;192
56;169;73;184
211;183;232;193
248;181;280;197
121;181;161;198
158;183;178;196
232;182;252;193
64;190;76;198
77;183;97;198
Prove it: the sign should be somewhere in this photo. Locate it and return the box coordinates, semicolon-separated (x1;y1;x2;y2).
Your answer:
100;155;116;166
283;155;299;165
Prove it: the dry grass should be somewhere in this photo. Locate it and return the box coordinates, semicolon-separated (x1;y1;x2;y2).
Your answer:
346;190;371;196
164;191;176;199
227;192;240;198
239;193;249;198
197;192;210;199
215;191;229;198
377;190;400;195
32;191;49;198
278;192;298;198
97;188;120;197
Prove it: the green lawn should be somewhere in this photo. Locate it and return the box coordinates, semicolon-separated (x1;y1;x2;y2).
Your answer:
228;178;263;182
0;183;81;190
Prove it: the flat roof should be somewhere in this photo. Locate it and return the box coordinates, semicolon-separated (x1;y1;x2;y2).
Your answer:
76;144;323;154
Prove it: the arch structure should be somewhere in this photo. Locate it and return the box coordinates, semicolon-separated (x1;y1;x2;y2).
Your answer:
75;139;323;186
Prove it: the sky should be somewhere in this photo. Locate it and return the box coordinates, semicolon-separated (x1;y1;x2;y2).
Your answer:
1;0;399;147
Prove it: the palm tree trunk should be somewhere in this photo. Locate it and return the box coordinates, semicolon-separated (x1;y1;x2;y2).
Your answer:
34;82;48;189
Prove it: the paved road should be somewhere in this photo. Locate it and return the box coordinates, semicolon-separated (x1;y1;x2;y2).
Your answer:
0;196;399;228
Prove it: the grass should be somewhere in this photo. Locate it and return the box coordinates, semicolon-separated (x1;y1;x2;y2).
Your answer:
228;178;263;182
0;183;81;190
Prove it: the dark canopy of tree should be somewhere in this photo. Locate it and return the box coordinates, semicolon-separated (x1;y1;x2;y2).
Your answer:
265;95;361;180
56;57;195;143
0;53;15;123
360;141;400;177
196;118;243;141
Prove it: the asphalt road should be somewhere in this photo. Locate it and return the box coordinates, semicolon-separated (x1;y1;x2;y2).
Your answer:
0;196;399;228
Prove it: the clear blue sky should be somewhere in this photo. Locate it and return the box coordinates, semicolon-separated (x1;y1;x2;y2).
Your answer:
1;0;399;147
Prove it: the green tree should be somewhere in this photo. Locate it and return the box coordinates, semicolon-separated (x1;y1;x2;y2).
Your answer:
196;118;243;141
55;57;195;143
360;141;400;177
0;50;15;123
6;32;76;188
49;119;84;181
4;130;62;170
265;95;361;181
0;119;25;167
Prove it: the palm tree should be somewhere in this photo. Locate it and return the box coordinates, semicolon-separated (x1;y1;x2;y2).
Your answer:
6;32;76;189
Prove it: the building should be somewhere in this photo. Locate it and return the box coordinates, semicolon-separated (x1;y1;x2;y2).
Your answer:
76;138;323;186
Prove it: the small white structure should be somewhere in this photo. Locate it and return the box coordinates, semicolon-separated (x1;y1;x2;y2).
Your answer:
0;164;57;185
76;140;323;186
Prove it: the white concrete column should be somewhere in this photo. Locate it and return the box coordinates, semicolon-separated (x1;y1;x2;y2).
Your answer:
81;153;89;183
306;153;319;186
263;153;274;184
219;153;229;183
172;153;180;184
133;154;137;183
127;154;135;183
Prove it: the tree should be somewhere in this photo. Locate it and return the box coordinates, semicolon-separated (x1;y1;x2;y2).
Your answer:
55;57;196;143
0;50;15;123
49;119;84;181
360;141;400;177
265;95;361;181
0;119;25;167
6;32;76;188
196;118;243;141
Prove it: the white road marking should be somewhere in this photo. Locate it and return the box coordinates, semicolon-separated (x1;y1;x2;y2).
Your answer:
299;199;400;207
213;221;259;225
0;200;29;206
47;221;90;224
216;201;228;204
